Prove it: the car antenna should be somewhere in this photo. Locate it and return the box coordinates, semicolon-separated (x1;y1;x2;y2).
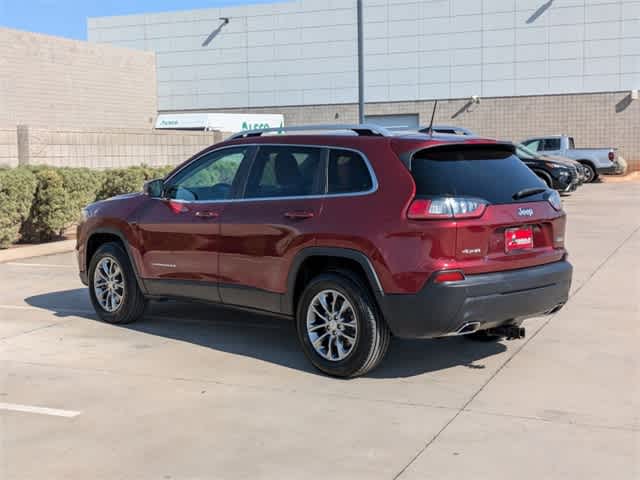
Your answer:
426;100;438;136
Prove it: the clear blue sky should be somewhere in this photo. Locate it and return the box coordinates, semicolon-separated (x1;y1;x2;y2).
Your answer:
0;0;278;40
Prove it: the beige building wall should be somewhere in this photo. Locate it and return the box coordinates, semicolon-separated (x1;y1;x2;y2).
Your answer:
0;27;157;131
20;128;227;169
0;129;18;167
196;91;640;171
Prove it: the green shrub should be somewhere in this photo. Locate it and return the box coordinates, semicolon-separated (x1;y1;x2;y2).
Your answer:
58;167;103;225
0;164;177;247
0;168;37;248
96;165;173;201
21;168;70;243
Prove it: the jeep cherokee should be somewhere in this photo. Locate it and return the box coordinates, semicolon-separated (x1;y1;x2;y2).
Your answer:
77;125;572;378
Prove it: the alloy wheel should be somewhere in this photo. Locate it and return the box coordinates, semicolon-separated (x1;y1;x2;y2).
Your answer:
306;289;358;362
93;256;125;313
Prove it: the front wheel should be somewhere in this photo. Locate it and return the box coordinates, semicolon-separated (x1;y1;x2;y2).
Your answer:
296;272;390;378
88;242;147;324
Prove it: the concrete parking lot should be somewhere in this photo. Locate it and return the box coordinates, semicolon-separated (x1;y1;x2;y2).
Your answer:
1;181;638;479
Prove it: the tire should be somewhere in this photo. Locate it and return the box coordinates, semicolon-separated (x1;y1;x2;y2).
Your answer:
296;271;390;378
580;162;597;183
88;242;147;324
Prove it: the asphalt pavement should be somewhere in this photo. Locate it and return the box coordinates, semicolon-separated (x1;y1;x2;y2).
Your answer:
0;181;638;479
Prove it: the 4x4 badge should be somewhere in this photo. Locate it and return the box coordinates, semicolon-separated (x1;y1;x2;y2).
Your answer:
518;208;534;217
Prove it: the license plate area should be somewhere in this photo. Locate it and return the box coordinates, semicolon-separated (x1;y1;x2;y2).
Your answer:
505;226;534;252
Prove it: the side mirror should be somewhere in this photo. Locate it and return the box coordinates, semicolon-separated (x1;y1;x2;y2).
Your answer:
144;179;164;198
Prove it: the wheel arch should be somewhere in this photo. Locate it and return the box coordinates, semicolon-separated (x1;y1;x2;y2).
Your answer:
283;247;384;317
533;169;553;188
86;228;147;294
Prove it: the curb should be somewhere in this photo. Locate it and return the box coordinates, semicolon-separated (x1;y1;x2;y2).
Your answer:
0;240;76;263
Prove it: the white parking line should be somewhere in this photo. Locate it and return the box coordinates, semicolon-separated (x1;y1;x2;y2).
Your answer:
0;402;81;418
5;262;75;268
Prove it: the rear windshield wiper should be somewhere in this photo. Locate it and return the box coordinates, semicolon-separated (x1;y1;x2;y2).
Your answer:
512;187;547;200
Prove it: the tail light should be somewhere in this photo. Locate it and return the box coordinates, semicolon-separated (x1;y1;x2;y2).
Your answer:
608;151;615;161
407;197;487;220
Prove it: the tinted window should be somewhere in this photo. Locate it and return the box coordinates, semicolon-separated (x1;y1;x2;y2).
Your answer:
244;146;323;198
166;147;248;201
542;138;561;150
328;149;373;194
411;146;546;204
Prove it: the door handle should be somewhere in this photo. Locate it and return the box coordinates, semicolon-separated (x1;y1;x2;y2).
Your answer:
195;210;220;219
284;211;315;220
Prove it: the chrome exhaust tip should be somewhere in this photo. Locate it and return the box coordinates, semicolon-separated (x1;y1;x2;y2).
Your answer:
455;322;481;335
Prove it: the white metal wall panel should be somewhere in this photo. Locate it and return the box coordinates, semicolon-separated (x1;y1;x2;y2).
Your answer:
88;0;640;110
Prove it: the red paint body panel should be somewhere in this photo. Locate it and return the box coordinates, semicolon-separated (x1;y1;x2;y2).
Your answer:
218;198;323;294
77;134;568;303
134;198;226;282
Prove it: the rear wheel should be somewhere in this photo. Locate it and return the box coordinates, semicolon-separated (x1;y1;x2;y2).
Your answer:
88;242;147;324
296;272;390;378
580;162;597;183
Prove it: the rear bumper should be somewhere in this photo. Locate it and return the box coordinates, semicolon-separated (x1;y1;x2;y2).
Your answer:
379;260;572;339
598;163;623;175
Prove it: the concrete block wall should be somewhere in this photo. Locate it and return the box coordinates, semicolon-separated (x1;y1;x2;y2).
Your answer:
13;128;228;169
0;129;18;167
0;27;157;131
201;90;640;171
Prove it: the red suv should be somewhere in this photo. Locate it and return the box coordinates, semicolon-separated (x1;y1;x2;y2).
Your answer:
77;125;572;378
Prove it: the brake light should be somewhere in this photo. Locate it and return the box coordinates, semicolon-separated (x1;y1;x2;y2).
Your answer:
434;271;465;283
608;151;615;161
407;197;487;220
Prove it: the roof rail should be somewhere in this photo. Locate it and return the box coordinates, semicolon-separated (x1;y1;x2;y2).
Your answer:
227;124;392;140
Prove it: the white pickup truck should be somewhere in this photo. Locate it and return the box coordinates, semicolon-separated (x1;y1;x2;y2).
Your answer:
521;135;622;183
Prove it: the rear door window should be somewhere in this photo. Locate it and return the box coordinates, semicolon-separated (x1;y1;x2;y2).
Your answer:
411;146;546;204
244;146;324;199
328;149;373;194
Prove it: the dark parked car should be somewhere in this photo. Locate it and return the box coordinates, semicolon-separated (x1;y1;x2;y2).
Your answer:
515;144;580;193
77;125;572;378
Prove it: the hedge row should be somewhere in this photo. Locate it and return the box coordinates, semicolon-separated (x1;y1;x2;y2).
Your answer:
0;165;173;248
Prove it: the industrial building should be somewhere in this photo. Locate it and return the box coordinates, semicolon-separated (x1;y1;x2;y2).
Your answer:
85;0;639;168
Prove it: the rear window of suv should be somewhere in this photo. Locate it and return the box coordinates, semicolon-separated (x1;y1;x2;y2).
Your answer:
411;145;546;204
328;149;373;194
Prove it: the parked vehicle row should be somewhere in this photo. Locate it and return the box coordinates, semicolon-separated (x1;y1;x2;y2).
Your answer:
77;124;573;378
424;127;622;188
515;144;583;193
521;135;622;183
